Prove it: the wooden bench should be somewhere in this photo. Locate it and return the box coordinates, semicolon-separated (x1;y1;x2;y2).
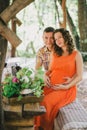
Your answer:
54;99;87;130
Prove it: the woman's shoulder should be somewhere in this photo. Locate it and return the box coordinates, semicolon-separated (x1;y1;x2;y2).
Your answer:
73;49;81;55
72;49;80;55
73;49;82;60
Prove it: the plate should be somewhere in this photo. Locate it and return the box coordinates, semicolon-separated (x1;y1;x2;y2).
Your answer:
20;89;33;95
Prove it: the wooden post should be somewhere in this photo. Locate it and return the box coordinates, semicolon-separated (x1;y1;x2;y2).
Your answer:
11;16;17;57
0;21;21;47
0;0;34;47
0;0;34;24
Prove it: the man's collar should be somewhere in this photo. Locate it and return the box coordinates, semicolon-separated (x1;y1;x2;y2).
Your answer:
44;46;51;52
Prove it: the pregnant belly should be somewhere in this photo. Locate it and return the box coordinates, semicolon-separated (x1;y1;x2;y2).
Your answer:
50;71;66;85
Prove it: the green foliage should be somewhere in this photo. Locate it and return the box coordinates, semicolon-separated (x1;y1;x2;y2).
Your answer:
81;53;87;62
2;67;44;98
3;76;21;98
16;50;35;58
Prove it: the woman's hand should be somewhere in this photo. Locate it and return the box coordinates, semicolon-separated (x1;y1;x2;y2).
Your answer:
44;76;72;89
44;74;52;88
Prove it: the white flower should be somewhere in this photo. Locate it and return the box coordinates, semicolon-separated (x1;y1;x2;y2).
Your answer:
22;76;30;83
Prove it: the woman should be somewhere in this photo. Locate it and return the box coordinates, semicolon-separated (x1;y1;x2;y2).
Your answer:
35;28;83;130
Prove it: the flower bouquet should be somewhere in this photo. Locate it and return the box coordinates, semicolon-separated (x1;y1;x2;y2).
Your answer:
2;67;44;100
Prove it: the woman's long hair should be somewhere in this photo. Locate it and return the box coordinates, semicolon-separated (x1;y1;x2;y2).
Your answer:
53;28;75;56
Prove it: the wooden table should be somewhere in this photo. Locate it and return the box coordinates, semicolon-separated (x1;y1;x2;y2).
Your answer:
3;95;46;130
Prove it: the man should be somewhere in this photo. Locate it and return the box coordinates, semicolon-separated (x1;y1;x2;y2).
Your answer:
35;27;55;71
35;27;55;130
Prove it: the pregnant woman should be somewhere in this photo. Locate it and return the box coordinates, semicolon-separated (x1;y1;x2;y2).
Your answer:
35;28;83;130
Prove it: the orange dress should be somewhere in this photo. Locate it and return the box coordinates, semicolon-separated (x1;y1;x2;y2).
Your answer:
35;51;77;130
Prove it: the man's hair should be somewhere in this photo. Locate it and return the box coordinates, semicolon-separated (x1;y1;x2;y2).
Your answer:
44;27;55;33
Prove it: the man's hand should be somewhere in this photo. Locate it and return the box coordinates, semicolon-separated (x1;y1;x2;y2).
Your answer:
51;84;70;90
63;77;72;84
51;77;72;90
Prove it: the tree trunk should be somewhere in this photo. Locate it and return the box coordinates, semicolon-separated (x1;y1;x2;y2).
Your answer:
0;37;7;130
61;0;66;28
0;0;10;129
58;0;80;50
78;0;87;51
57;0;66;28
66;9;80;50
